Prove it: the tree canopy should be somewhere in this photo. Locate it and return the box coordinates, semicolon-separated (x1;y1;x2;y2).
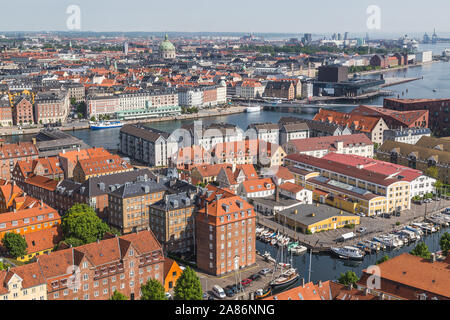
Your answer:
440;232;450;256
110;290;128;300
2;233;28;259
173;267;203;300
61;204;111;246
337;271;359;288
140;279;167;300
410;242;431;259
376;255;390;265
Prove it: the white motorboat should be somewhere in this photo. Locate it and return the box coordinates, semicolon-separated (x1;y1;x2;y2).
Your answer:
330;246;364;260
288;245;307;255
246;105;262;113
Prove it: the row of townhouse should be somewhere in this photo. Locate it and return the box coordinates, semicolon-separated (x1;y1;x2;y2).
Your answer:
283;153;435;216
0;89;70;126
248;117;354;147
0;230;165;300
178;85;227;108
87;89;179;118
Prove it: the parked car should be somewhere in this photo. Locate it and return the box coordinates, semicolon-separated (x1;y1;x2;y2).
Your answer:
241;279;252;287
212;285;226;299
224;288;235;297
230;283;244;293
259;268;272;275
250;274;262;281
357;227;367;233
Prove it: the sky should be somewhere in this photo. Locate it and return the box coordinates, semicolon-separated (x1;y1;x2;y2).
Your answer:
0;0;449;35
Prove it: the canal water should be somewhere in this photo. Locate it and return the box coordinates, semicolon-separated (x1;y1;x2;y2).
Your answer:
256;226;449;284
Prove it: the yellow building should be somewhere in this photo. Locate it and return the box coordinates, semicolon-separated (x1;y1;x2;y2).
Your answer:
275;203;360;234
306;178;387;216
0;263;47;300
17;226;62;263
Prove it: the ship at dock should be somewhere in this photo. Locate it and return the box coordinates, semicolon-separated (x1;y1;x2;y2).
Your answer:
89;121;124;130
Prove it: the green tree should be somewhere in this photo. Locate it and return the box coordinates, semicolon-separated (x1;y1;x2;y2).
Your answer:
410;242;431;259
173;267;203;300
140;279;167;300
440;232;450;256
337;271;359;288
0;261;12;270
2;233;28;258
376;255;390;265
61;204;111;245
425;166;439;179
90;116;96;122
110;290;128;300
70;97;77;106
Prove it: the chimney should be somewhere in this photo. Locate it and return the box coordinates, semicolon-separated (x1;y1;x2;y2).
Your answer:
431;253;436;263
347;283;353;290
232;162;236;173
318;280;322;288
275;186;280;202
302;278;305;288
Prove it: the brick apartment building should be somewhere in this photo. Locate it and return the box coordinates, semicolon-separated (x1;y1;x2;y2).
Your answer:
12;97;34;125
107;179;167;234
195;185;256;276
36;230;165;300
0;142;39;181
264;81;295;100
350;105;429;130
149;191;196;255
383;98;450;137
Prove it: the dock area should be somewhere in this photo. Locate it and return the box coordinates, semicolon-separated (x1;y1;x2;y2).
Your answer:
255;200;449;254
0;106;247;137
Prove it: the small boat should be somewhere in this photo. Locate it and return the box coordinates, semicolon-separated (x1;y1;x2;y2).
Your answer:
411;222;437;233
246;105;262;113
288;244;307;255
90;121;123;130
255;287;272;300
433;89;437;92
330;246;365;260
262;252;276;264
270;268;299;289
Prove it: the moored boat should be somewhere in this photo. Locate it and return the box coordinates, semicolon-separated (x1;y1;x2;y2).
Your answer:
90;121;123;130
330;246;364;260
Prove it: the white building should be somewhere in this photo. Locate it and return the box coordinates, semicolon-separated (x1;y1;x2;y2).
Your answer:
416;51;433;63
278;182;313;204
247;123;280;145
178;88;203;107
236;81;265;99
410;175;436;198
383;128;432;145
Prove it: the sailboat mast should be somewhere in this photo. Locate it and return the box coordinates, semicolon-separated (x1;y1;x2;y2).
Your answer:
308;248;312;283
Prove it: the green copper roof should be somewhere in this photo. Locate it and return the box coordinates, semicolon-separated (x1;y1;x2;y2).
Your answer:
160;34;175;52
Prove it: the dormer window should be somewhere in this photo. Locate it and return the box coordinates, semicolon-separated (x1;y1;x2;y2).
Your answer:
129;249;134;256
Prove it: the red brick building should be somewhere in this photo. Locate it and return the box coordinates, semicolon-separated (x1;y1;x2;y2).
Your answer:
350;105;429;129
36;229;165;300
0;142;39;180
12;97;34;125
383;98;450;137
195;185;256;276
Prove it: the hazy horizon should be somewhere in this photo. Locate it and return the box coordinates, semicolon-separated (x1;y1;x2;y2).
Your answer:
0;0;449;36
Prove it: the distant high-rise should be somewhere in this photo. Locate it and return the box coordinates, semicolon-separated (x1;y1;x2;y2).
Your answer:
303;33;312;44
344;32;349;40
423;33;430;44
337;33;342;40
123;41;129;55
